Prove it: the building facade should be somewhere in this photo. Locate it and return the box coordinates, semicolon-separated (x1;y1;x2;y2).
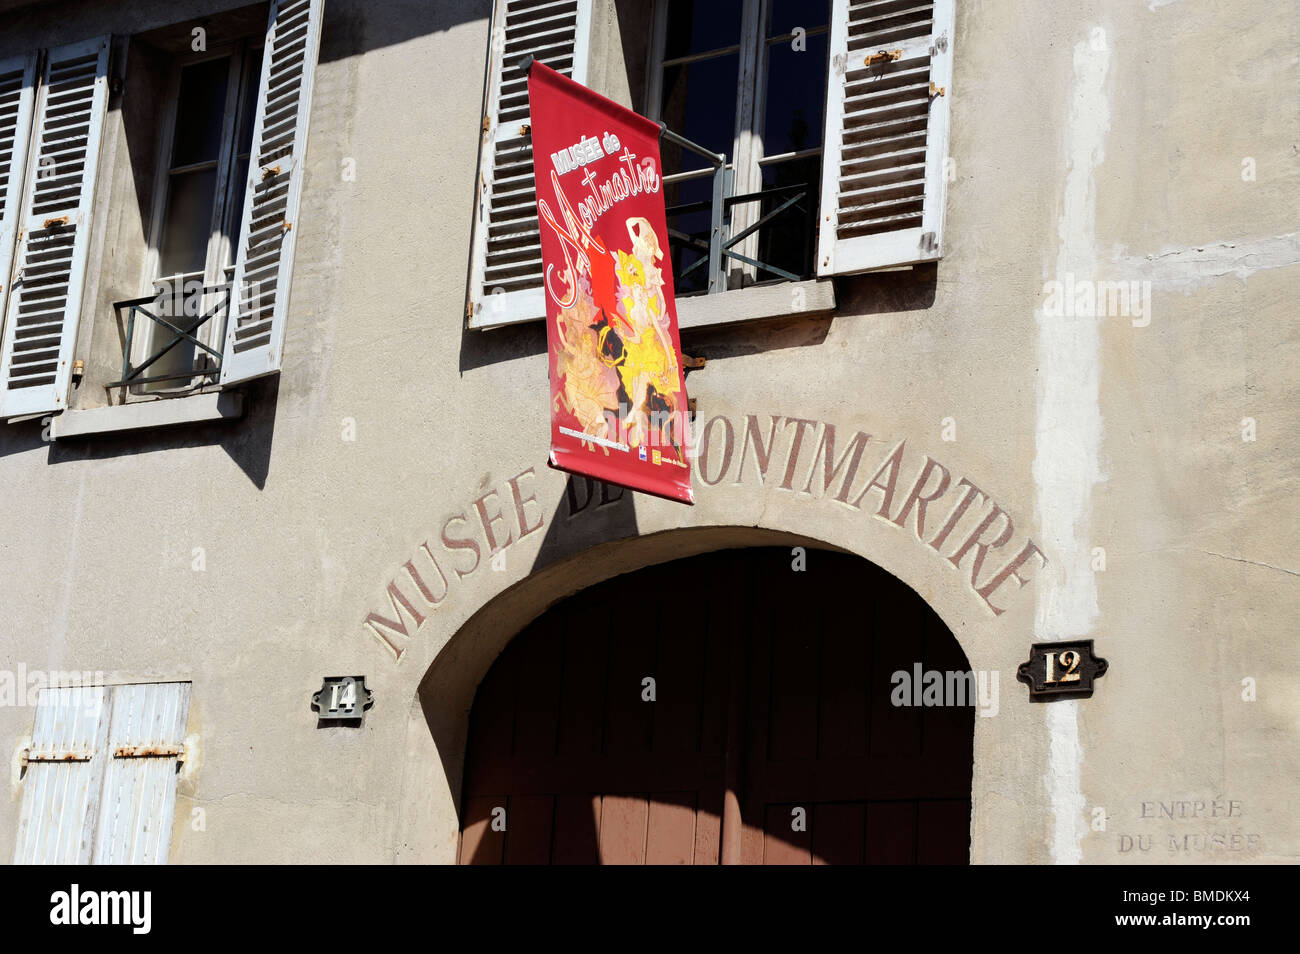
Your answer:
0;0;1295;864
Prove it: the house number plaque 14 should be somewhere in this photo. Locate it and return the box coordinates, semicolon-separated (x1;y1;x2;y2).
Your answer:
1016;641;1108;701
312;676;374;726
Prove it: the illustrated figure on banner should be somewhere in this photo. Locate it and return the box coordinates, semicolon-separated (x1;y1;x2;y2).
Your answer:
549;187;685;460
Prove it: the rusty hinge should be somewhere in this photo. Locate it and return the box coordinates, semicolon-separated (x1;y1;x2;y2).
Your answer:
519;123;530;136
42;216;69;229
682;354;706;371
481;115;491;133
114;743;185;761
929;82;946;97
282;220;293;233
22;748;92;766
865;49;902;67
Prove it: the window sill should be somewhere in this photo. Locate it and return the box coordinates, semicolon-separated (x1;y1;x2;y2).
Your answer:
51;391;244;440
675;278;835;331
472;278;836;332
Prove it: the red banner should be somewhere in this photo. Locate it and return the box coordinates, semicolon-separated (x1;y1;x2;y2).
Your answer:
527;61;694;505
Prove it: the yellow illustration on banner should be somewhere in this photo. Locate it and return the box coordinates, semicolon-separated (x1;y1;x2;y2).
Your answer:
553;216;684;459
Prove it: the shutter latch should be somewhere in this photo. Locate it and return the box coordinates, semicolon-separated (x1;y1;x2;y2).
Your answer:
864;49;902;67
929;82;946;98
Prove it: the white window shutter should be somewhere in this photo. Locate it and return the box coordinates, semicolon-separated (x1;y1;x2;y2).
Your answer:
466;0;592;329
0;37;109;418
93;682;191;864
817;0;954;276
0;53;38;331
15;683;191;865
13;686;112;864
219;0;323;385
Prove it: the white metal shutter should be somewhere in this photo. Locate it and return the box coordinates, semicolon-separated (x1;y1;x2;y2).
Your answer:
816;0;953;276
0;53;37;329
13;685;112;864
466;0;592;329
93;682;191;864
219;0;323;385
0;37;109;418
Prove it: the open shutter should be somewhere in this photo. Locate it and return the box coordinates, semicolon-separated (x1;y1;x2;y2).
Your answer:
0;53;37;330
0;37;109;418
93;682;191;864
816;0;953;276
219;0;323;385
13;686;112;864
466;0;592;329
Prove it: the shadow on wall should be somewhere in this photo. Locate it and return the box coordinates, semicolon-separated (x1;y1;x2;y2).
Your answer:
532;474;639;573
317;0;487;64
0;374;279;489
458;260;939;376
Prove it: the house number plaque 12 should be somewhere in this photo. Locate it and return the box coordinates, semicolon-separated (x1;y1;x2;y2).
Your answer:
1016;641;1108;700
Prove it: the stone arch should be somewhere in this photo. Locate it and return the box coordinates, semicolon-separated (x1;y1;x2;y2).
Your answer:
410;522;992;863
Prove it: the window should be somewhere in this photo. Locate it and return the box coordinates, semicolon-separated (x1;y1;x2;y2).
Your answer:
0;0;324;423
466;0;954;328
138;43;261;393
13;682;192;864
649;0;830;293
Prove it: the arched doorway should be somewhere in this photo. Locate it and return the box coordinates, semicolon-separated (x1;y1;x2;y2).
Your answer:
457;546;973;864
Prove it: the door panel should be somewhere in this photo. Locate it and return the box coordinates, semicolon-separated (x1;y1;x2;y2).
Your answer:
458;547;973;864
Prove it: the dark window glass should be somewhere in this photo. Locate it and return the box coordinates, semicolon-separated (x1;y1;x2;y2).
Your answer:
170;57;230;167
762;30;828;155
223;50;262;265
768;0;830;35
659;52;740;171
663;174;714;295
234;49;261;156
664;0;744;59
756;156;820;283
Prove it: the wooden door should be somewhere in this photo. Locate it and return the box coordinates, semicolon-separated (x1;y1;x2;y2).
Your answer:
458;547;973;864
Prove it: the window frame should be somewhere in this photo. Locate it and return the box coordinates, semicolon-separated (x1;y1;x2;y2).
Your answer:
134;39;261;396
644;0;832;291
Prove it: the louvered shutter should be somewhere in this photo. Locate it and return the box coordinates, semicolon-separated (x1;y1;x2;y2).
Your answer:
0;54;37;329
13;685;112;864
0;37;109;418
93;682;191;864
466;0;592;329
816;0;954;276
219;0;323;385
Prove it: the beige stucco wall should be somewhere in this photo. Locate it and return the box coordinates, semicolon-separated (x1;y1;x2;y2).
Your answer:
0;0;1295;864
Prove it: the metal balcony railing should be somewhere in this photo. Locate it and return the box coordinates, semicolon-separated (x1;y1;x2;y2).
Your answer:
658;124;814;295
108;272;232;390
